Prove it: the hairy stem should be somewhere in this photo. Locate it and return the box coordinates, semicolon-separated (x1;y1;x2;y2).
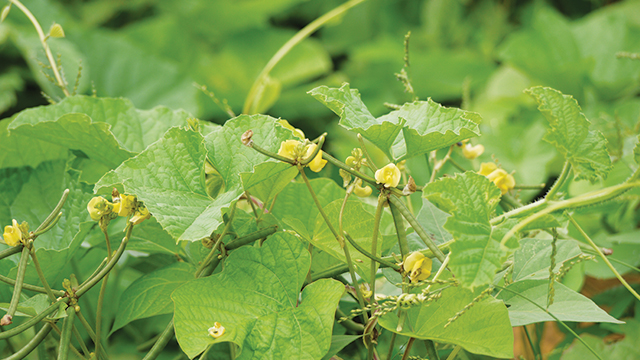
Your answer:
4;245;30;324
545;161;571;200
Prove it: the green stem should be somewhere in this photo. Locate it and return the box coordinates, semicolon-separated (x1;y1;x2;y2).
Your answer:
343;231;399;271
76;308;108;360
4;245;30;323
95;226;114;360
335;308;365;332
567;213;640;302
243;0;366;113
29;247;57;302
225;226;278;250
545;161;571;200
33;212;62;237
356;133;378;171
5;323;54;360
0;297;69;340
522;325;539;360
142;319;175;360
447;157;466;173
57;306;76;360
388;199;410;261
500;181;640;246
388;195;446;262
244;191;260;222
514;184;546;190
247;140;296;164
0;244;23;260
445;345;462;360
369;193;385;302
0;275;64;296
424;340;440;360
386;332;397;360
494;285;603;360
195;204;237;278
72;325;91;358
35;189;69;233
299;134;325;166
400;337;415;360
322;152;379;188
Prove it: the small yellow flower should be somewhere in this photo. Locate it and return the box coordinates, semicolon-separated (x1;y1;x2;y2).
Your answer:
462;143;484;160
116;194;136;217
2;219;22;247
486;169;516;195
403;252;432;283
304;144;327;173
353;179;372;197
277;140;303;160
375;163;401;188
130;206;151;225
478;162;498;176
87;197;114;221
208;322;225;338
278;119;305;139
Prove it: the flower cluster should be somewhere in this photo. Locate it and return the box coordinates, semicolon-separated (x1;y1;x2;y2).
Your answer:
403;252;432;283
277;140;327;172
2;219;27;247
87;191;151;225
478;162;515;194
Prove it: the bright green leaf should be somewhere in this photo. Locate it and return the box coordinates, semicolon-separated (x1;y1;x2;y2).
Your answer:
497;279;623;326
378;286;513;358
111;262;195;334
241;162;298;206
172;232;344;359
513;238;582;281
0;118;67;170
526;86;612;182
415;198;452;245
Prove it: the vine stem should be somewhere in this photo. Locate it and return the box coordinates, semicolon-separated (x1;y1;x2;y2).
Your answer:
3;245;30;325
369;193;385;303
57;306;76;360
298;166;368;322
545;161;571;200
142;319;175;360
400;337;415;360
243;0;366;113
95;225;114;360
29;247;57;302
0;297;68;340
5;323;54;360
429;146;454;183
567;213;640;302
195;203;237;278
9;0;70;96
445;345;462;360
494;285;603;360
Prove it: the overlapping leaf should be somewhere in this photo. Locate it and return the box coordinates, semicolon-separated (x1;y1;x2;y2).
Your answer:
309;83;481;161
512;238;582;281
172;232;343;359
526;86;612;182
423;172;512;289
378;286;513;358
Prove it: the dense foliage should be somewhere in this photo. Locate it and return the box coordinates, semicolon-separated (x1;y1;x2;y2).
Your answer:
1;0;640;359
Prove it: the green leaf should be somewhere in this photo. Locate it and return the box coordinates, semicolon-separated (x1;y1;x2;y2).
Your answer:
9;95;191;154
321;335;361;360
526;86;612;182
380;100;482;161
127;217;182;255
424;172;508;289
512;238;582;281
415;198;452;245
308;84;481;160
241;162;298;206
378;286;513;358
308;83;404;159
0;117;67;170
172;232;344;359
95;127;219;241
585;231;640;278
562;319;640;359
497;279;623;326
111;262;195;334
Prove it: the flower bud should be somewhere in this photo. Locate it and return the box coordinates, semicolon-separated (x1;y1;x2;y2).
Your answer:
1;5;10;23
477;162;498;176
353;179;372;197
462;143;484;160
375;163;401;188
87;197;114;221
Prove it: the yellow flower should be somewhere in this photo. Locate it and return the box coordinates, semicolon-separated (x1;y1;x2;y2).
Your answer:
208;322;225;338
353;179;372;197
478;162;497;176
304;144;327;172
278;119;305;139
462;143;484;160
87;197;114;221
277;140;303;160
375;163;401;188
486;169;516;195
403;252;432;283
2;219;22;247
130;206;151;225
116;194;136;217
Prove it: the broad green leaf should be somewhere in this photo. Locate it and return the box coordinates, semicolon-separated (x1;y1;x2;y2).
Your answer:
585;231;640;278
241;162;298;206
562;319;640;360
0;160;94;285
424;172;509;289
526;86;612;182
378;286;513;358
321;335;361;360
9;95;191;154
308;83;404;160
172;232;344;359
312;199;388;283
497;279;623;326
0;118;67;170
94;127;222;241
270;178;345;240
111;262;195;334
127;217;182;255
380;100;482;161
415;198;452;245
205;114;295;193
513;238;582;281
